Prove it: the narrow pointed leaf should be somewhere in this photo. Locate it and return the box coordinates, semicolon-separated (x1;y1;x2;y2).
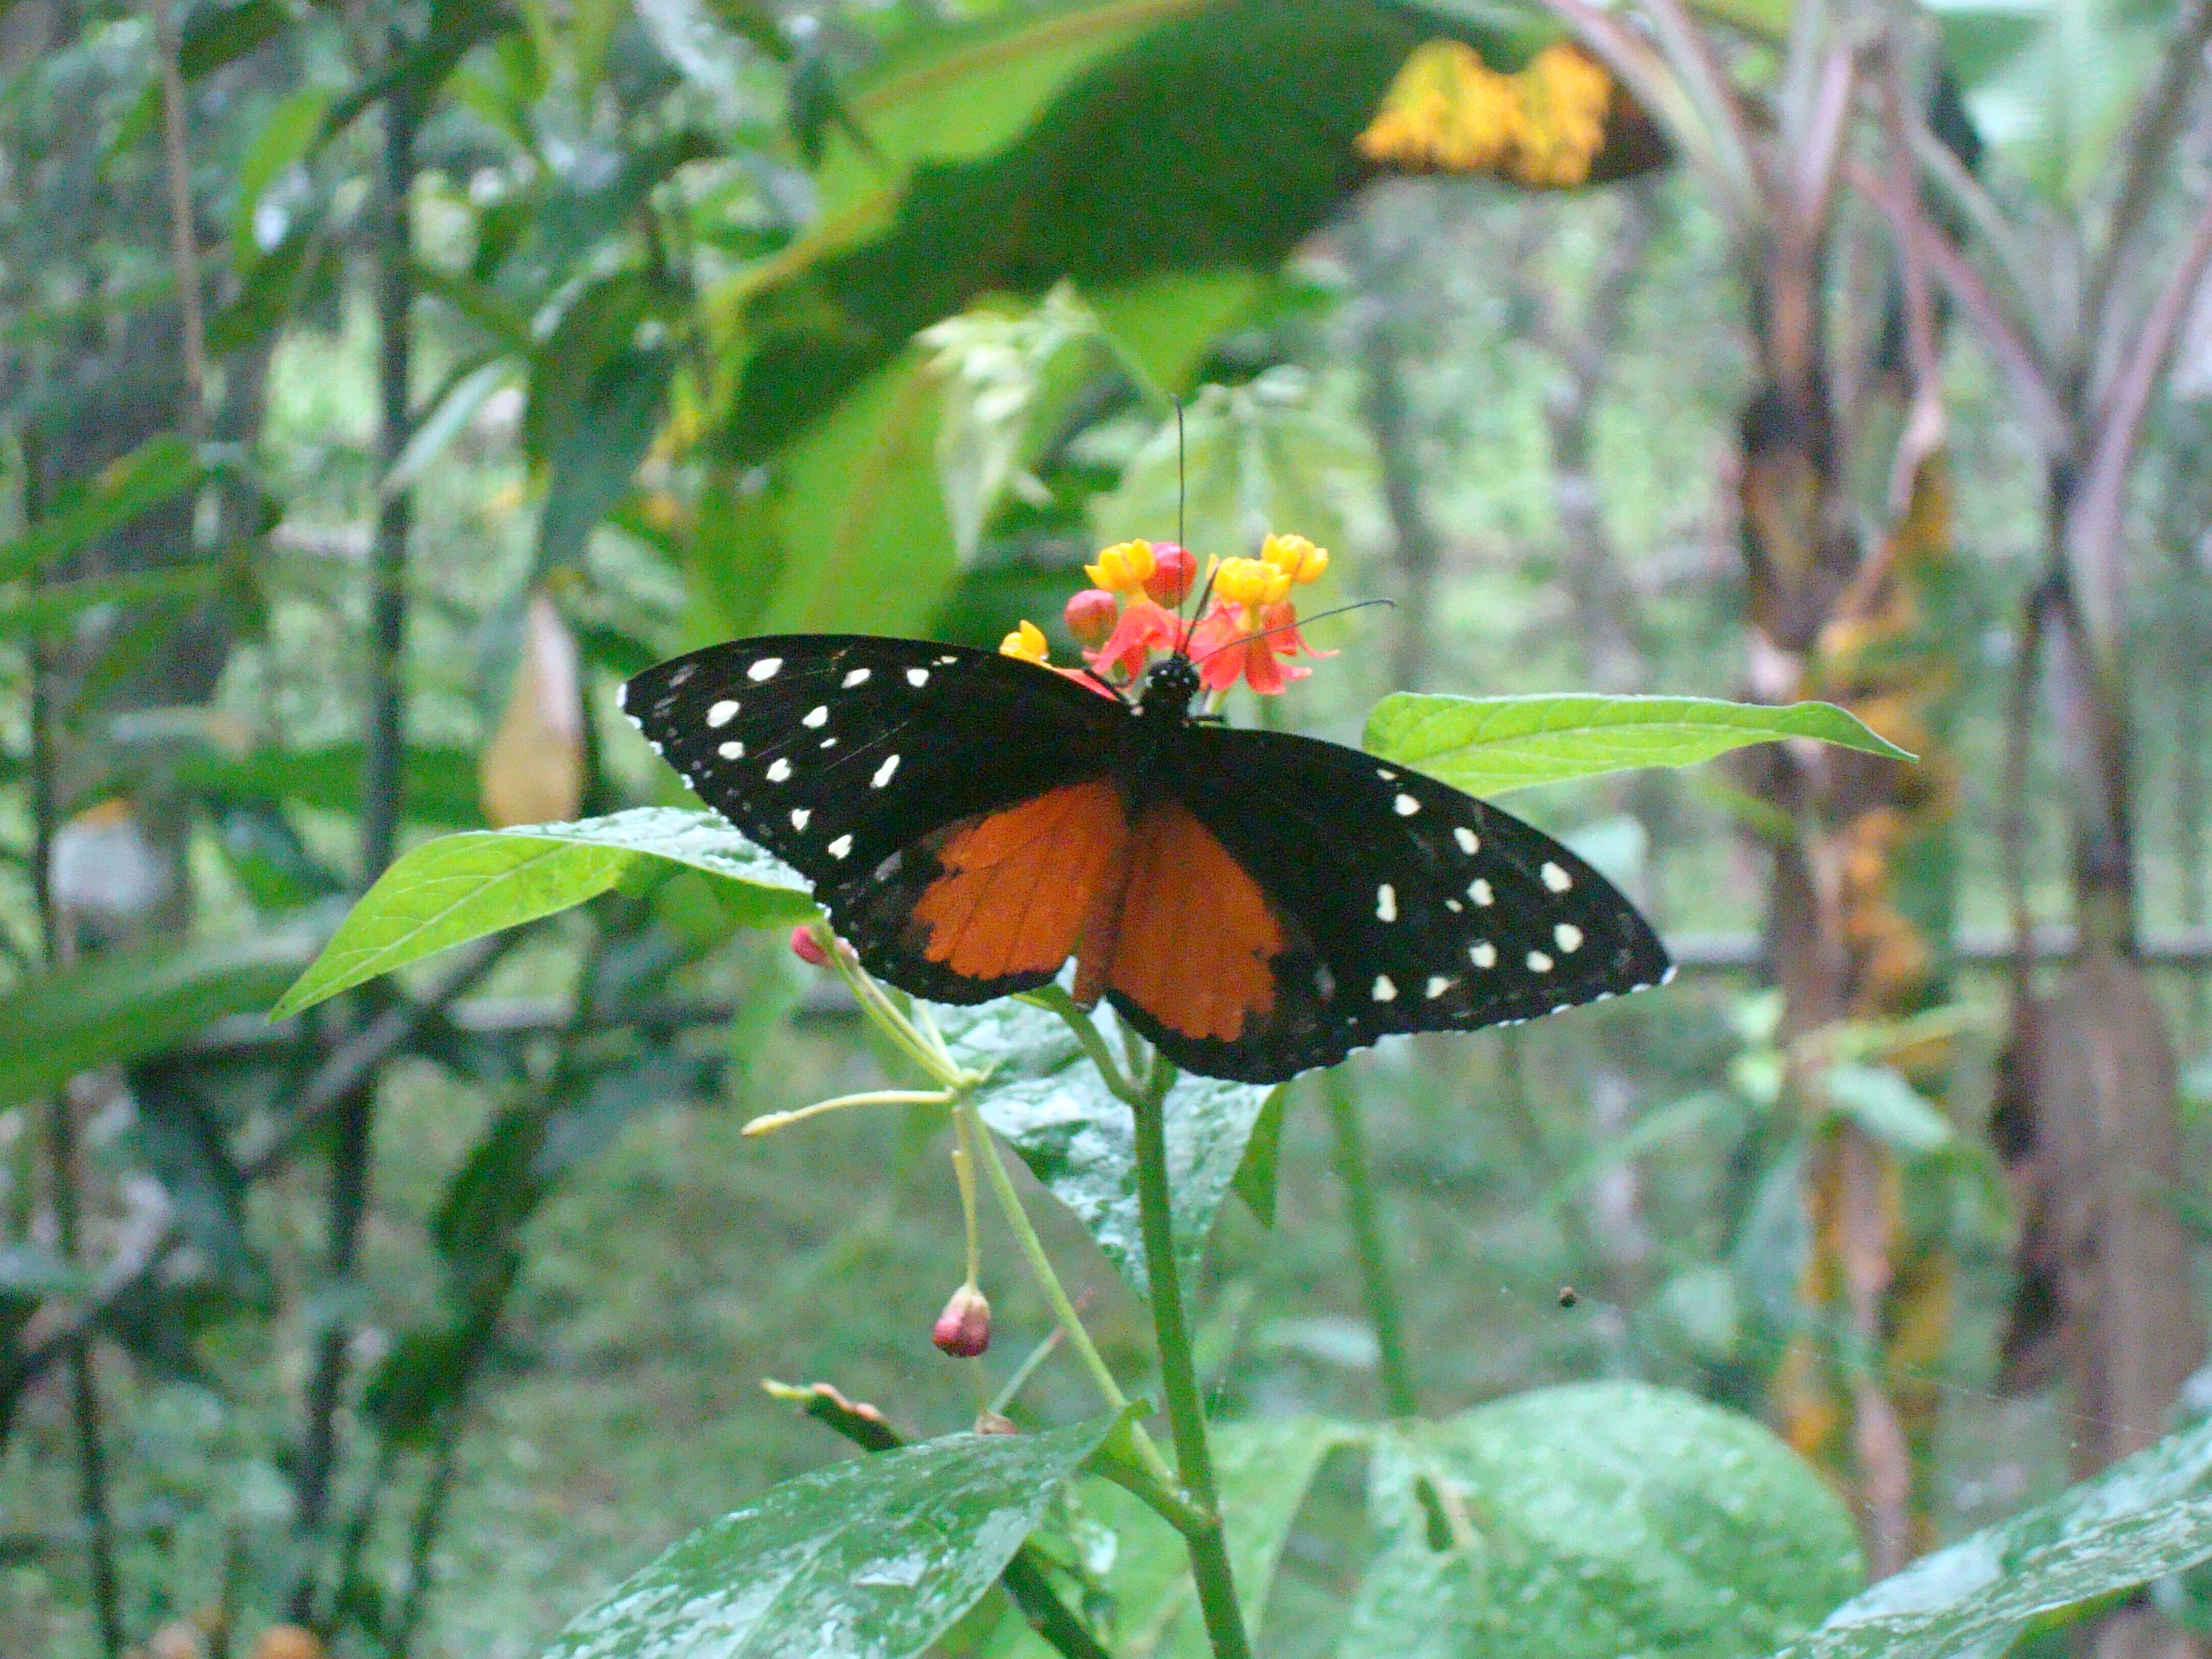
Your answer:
543;1417;1120;1659
273;809;811;1018
1365;692;1913;798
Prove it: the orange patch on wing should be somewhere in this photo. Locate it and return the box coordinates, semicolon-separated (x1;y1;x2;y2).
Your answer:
1106;803;1284;1044
910;782;1129;984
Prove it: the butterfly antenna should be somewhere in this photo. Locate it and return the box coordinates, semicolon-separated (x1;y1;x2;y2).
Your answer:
1188;597;1394;667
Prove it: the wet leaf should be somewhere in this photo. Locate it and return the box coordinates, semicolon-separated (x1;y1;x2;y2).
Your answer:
1003;1417;1364;1658
936;998;1275;1295
1365;692;1913;798
274;809;812;1017
1779;1413;2212;1659
1344;1382;1861;1659
543;1417;1120;1659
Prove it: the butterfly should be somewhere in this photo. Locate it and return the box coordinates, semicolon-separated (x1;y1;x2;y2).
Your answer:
621;635;1670;1084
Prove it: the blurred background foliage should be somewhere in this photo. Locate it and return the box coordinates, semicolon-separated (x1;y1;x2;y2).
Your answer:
3;0;2211;1654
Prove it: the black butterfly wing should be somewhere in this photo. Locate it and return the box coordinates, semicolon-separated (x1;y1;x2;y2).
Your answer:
621;635;1130;1002
1115;723;1671;1081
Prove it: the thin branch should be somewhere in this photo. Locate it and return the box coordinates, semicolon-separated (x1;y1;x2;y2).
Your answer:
21;432;124;1659
1323;1072;1418;1417
1790;40;1857;235
1907;119;2056;360
148;0;208;442
2081;0;2212;359
1845;154;2072;456
2066;186;2212;652
1639;0;1767;218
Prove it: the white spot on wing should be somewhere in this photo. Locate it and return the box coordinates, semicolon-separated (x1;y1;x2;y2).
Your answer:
905;668;929;687
1470;878;1494;906
1554;923;1583;952
1445;899;1463;913
1394;792;1419;816
1376;767;1398;781
718;741;745;760
707;700;740;727
1528;950;1554;972
790;808;811;830
842;667;870;688
802;705;829;728
748;657;782;682
1471;941;1497;969
766;758;792;783
1376;883;1397;923
1541;861;1572;892
871;754;900;789
829;835;852;859
1425;975;1451;999
1371;975;1397;1002
1454;826;1480;854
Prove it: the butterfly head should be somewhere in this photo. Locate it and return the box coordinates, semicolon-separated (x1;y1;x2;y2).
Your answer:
1134;652;1202;720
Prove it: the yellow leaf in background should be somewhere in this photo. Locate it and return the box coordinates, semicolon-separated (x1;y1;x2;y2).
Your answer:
1510;44;1611;188
1356;38;1613;189
480;591;585;829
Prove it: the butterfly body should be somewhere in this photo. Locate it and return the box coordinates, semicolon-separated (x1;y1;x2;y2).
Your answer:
623;633;1670;1083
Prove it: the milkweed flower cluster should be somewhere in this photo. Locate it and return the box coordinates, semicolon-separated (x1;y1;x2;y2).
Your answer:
998;533;1332;696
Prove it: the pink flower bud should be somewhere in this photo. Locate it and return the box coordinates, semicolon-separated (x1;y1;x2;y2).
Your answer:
1144;543;1196;606
931;1284;992;1357
789;924;830;967
1063;588;1121;648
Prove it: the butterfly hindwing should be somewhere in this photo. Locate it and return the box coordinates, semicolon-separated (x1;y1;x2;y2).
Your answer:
1115;724;1671;1080
621;635;1127;1000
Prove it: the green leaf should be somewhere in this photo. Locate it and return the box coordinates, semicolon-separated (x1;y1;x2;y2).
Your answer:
382;358;515;499
1778;1413;2212;1659
1364;693;1914;798
175;742;487;826
0;435;203;584
1345;1382;1862;1659
0;917;334;1113
230;84;334;269
178;0;290;78
935;998;1276;1296
1819;1062;1954;1154
0;564;230;637
543;1417;1121;1659
1230;1085;1289;1226
536;346;672;577
273;809;812;1019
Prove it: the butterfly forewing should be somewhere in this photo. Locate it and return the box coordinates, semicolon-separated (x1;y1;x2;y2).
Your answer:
620;636;1126;998
1121;724;1671;1080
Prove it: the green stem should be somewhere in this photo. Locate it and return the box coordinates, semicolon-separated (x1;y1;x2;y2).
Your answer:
961;1103;1196;1528
1130;1068;1253;1659
1025;986;1143;1104
1322;1071;1418;1417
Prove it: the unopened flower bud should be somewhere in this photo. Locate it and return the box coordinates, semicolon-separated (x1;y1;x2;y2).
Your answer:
932;1283;992;1357
1144;543;1196;605
1063;588;1121;647
790;924;830;967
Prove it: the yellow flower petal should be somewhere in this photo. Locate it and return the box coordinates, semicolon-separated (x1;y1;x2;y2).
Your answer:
999;619;1050;664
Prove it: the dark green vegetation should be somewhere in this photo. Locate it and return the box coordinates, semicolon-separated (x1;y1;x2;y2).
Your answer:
6;1;2212;1656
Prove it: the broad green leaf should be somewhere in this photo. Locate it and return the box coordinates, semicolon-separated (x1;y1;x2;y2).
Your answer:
382;358;515;498
542;1417;1120;1659
0;917;334;1112
273;809;812;1018
0;435;203;584
1344;1382;1861;1659
717;0;1526;460
1778;1413;2212;1659
1365;692;1913;798
935;998;1277;1296
987;1416;1365;1659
